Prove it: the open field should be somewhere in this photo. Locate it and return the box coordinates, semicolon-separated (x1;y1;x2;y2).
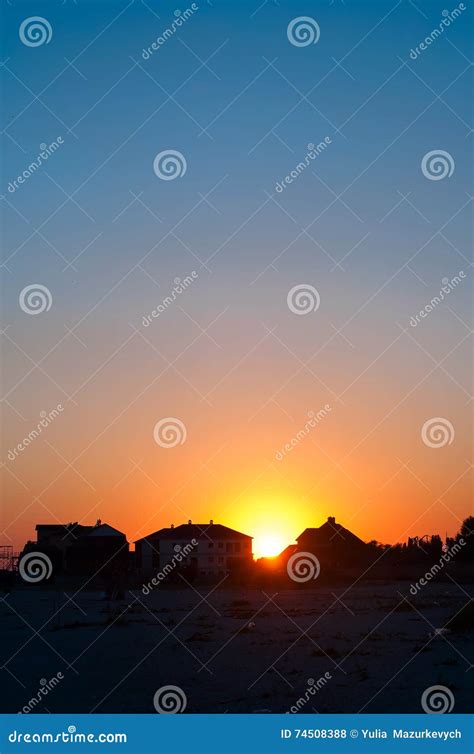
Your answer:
1;580;472;714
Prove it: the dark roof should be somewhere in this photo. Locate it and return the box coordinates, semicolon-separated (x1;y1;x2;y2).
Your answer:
136;523;252;544
36;524;93;539
36;522;126;539
36;524;89;531
86;524;126;538
297;517;365;548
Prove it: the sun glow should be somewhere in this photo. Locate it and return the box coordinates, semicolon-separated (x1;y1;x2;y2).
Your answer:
253;533;286;559
230;491;309;560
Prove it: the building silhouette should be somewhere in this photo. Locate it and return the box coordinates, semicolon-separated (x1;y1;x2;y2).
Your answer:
135;521;253;578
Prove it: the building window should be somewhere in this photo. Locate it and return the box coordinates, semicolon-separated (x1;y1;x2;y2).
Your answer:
208;556;214;563
208;542;214;549
226;542;232;552
234;542;241;552
218;542;223;549
218;556;224;564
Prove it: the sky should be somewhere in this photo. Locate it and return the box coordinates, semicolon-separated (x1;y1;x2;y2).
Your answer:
1;0;472;558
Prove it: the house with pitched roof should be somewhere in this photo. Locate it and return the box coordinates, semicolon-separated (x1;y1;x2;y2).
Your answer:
295;516;367;566
21;520;129;579
135;520;253;578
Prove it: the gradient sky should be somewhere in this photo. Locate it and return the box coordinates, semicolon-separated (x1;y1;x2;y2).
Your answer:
1;0;472;557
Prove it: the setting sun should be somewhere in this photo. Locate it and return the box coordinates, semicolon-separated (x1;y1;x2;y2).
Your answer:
253;533;286;559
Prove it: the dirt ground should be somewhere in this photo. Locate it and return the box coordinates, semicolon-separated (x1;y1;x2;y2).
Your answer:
1;580;472;714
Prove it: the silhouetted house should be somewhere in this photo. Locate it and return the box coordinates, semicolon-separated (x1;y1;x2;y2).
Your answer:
135;520;252;579
67;523;128;578
20;520;128;580
296;516;367;567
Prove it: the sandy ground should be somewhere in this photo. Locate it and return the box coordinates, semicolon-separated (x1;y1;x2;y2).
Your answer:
1;580;472;714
